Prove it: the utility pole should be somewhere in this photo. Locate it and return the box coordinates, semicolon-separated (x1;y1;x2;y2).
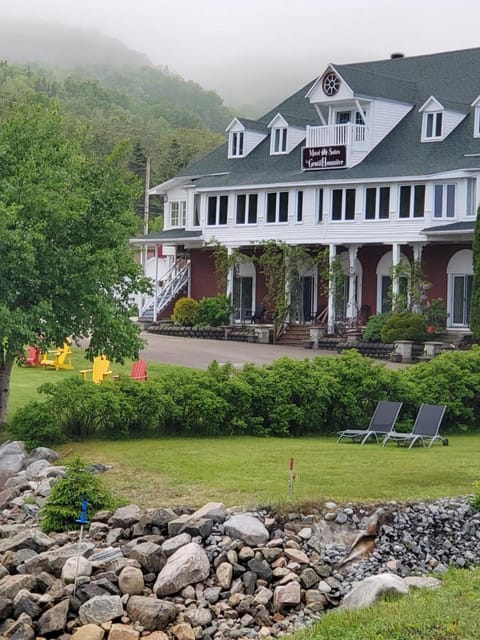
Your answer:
143;157;151;269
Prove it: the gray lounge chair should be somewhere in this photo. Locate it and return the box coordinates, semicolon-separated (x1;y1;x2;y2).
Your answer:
382;403;447;448
337;401;403;445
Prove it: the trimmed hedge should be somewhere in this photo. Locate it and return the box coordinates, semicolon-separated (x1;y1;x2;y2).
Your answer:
10;348;480;448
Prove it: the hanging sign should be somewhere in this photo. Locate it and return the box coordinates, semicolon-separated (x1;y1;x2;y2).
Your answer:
302;145;347;170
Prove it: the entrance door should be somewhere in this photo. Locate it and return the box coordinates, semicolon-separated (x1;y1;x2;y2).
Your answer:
452;275;473;326
233;276;253;322
300;276;314;323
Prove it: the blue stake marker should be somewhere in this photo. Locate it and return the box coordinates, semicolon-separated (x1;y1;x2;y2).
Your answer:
73;499;90;596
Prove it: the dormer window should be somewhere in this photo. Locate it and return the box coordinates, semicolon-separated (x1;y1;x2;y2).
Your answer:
424;112;443;140
272;127;287;154
419;97;446;142
230;131;244;157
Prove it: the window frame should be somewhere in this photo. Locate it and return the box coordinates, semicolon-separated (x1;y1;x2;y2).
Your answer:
271;127;288;154
433;183;456;219
207;195;229;226
230;131;245;157
296;190;303;223
331;188;356;221
399;184;425;219
422;111;443;141
266;191;289;224
170;200;187;228
235;193;258;225
364;186;390;220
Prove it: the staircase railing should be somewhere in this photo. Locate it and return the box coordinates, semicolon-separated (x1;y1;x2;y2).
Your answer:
140;257;191;320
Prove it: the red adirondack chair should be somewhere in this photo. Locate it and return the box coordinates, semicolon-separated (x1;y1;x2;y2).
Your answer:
25;346;42;367
130;359;148;381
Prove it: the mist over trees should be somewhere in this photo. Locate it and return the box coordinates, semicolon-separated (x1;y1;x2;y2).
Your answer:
0;20;230;225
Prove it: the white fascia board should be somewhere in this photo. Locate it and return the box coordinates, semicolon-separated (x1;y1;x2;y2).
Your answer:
149;176;197;195
305;65;354;100
193;170;478;193
471;95;480;107
267;113;288;128
419;96;444;112
225;117;244;133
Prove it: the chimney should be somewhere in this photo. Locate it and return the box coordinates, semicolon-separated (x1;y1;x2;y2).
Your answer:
390;52;405;59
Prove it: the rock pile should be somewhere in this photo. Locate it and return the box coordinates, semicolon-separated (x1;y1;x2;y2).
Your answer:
0;440;479;639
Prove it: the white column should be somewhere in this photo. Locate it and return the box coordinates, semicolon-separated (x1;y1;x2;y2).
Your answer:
412;243;425;313
347;245;359;319
328;244;337;334
392;243;401;308
153;243;159;322
226;247;235;324
226;247;234;299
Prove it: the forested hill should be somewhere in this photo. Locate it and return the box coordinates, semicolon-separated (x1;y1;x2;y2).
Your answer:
0;19;231;223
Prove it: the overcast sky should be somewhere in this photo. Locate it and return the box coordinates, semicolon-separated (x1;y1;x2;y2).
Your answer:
2;0;480;108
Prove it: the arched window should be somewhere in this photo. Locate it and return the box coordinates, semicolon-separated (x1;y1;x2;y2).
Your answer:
447;249;473;327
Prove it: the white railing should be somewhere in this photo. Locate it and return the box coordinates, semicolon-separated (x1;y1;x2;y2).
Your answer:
140;258;191;320
306;123;367;148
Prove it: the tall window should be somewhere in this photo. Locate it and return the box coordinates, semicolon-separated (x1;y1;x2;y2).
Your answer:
266;192;289;223
230;131;244;157
365;187;390;220
399;185;425;218
170;201;186;227
296;191;303;222
434;184;456;218
207;195;228;225
272;127;287;153
236;194;258;224
331;188;355;221
467;178;477;216
423;112;443;140
193;194;201;226
317;188;324;222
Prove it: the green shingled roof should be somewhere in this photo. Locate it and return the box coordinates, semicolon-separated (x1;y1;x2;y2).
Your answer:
177;48;480;188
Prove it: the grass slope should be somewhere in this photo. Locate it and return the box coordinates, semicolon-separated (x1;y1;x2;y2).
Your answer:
53;435;480;508
292;568;480;640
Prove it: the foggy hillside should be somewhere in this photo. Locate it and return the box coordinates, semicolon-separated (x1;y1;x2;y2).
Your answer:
0;18;150;68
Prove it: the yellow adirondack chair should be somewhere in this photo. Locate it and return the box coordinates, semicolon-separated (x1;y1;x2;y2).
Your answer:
79;355;112;383
41;342;74;371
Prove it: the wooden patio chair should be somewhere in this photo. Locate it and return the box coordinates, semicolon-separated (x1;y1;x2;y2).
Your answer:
79;355;112;383
130;359;148;381
41;341;74;371
24;346;42;367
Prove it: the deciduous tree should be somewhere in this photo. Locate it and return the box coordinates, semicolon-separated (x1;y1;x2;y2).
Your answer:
0;95;150;423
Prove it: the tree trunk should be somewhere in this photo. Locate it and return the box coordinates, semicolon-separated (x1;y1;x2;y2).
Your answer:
0;358;13;426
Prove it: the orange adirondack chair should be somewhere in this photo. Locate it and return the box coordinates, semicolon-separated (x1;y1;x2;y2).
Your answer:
79;355;112;383
130;359;148;381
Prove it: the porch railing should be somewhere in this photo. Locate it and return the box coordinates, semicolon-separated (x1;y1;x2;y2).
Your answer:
306;123;367;147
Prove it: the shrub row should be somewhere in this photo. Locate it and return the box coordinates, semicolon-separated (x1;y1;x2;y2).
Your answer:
10;348;480;448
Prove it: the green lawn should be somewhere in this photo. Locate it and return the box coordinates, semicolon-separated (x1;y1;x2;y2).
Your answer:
7;349;186;421
292;567;480;640
52;434;480;508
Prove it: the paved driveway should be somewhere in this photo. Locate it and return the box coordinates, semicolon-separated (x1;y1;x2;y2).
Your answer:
138;332;405;370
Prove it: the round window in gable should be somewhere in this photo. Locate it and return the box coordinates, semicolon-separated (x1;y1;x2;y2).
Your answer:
322;72;341;96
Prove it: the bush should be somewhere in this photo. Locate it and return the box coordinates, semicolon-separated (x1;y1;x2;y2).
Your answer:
197;295;233;326
422;298;448;335
172;297;200;326
472;481;480;510
380;311;428;343
10;401;67;450
41;457;116;533
362;313;391;342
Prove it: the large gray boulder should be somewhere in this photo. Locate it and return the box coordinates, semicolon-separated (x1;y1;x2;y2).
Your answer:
153;542;210;597
126;595;177;631
341;573;409;610
224;514;269;546
78;595;124;625
0;441;27;472
36;598;69;635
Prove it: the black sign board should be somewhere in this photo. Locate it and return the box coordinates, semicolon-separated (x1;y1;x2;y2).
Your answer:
302;145;347;170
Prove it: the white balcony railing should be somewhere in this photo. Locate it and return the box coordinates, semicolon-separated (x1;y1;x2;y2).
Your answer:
306;123;367;148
